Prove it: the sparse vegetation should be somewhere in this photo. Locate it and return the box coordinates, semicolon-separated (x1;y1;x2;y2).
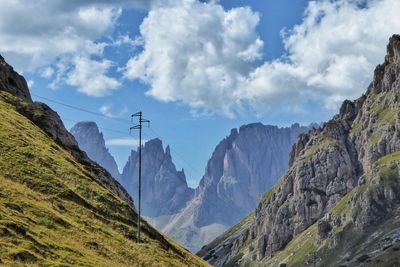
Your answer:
263;224;318;267
372;103;397;124
302;135;339;160
261;187;275;202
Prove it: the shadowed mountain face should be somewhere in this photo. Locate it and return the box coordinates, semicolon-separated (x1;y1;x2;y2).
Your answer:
121;138;194;218
70;122;120;180
199;35;400;267
163;123;309;252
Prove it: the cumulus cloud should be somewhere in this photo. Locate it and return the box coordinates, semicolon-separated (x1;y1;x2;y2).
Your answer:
124;0;400;116
124;0;263;117
66;56;121;96
0;0;130;96
0;1;121;70
242;0;400;112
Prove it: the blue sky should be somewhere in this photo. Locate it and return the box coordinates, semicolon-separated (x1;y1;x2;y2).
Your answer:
1;0;399;187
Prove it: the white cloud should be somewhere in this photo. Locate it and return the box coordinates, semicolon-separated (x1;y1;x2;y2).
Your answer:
124;0;400;116
0;1;130;96
106;137;142;146
242;0;400;112
66;56;121;96
27;80;34;88
99;104;128;118
40;67;54;79
114;35;143;47
0;1;121;71
123;0;263;117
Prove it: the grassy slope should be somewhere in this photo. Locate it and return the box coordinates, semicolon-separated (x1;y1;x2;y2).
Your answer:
0;92;209;267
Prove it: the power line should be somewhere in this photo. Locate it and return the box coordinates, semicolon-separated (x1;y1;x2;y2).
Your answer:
33;93;202;181
64;116;205;184
32;93;130;124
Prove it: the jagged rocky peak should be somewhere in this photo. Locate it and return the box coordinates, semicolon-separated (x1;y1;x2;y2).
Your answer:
121;138;194;218
194;122;310;227
386;34;400;64
0;54;32;102
200;34;400;267
164;122;309;252
70;121;121;180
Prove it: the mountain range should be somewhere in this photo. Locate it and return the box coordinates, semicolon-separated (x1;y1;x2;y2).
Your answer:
72;120;309;252
198;34;400;267
163;123;310;252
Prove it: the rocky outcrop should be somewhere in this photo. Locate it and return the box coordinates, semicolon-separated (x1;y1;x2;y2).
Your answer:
200;35;400;267
0;54;132;207
164;123;309;252
0;55;31;102
120;138;194;217
70;121;120;180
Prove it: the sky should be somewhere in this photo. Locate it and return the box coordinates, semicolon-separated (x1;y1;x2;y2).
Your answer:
1;0;399;187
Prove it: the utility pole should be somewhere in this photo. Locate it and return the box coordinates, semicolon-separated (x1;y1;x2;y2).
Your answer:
130;111;150;243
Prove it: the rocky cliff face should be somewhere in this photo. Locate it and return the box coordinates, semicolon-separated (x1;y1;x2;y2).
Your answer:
164;123;309;252
199;35;400;267
70;121;120;180
120;138;194;218
0;54;132;207
0;55;31;102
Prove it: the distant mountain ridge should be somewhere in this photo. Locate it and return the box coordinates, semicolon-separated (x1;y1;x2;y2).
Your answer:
163;122;310;252
71;121;120;180
70;120;310;253
120;138;194;218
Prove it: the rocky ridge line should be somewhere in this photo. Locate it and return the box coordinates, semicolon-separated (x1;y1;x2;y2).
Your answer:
199;34;400;266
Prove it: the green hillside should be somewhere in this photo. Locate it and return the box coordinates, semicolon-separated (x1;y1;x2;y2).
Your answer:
0;91;209;266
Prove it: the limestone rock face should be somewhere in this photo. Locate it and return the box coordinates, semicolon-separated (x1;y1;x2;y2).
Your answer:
200;34;400;267
195;123;309;227
121;138;194;217
165;123;309;252
70;121;120;180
